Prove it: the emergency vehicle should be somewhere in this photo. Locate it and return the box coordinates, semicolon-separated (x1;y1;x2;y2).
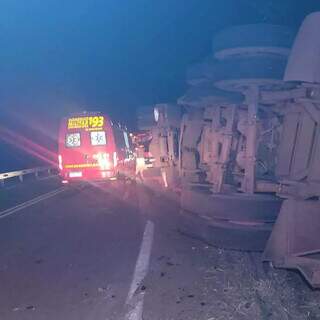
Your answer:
58;112;134;182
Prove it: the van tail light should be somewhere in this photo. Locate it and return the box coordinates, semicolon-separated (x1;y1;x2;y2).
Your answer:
113;152;118;167
94;153;112;170
58;155;63;170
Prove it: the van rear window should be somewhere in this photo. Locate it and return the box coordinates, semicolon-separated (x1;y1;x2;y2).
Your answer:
66;133;81;147
90;131;106;146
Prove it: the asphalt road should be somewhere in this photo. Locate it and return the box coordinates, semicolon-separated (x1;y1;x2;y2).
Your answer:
1;178;320;320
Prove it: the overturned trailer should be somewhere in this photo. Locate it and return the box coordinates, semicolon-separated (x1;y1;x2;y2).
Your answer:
179;23;294;252
148;13;320;287
263;12;320;288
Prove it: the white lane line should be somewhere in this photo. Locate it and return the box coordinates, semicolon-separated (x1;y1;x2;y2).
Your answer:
126;220;155;302
125;220;155;320
126;299;144;320
0;187;66;219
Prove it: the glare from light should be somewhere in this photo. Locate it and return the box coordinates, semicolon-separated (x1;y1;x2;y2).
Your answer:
0;125;57;166
101;171;107;178
94;152;112;170
154;108;159;122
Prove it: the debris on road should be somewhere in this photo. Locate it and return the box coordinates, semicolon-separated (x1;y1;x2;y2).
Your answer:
26;305;36;311
98;287;108;293
34;259;43;264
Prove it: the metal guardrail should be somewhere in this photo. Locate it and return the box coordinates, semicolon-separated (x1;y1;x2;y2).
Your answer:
0;166;57;186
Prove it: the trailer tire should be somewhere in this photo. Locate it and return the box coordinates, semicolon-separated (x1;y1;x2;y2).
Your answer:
181;188;282;223
179;209;273;252
207;55;288;84
212;24;295;55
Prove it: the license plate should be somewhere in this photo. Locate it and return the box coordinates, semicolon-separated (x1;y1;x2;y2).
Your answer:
69;171;82;178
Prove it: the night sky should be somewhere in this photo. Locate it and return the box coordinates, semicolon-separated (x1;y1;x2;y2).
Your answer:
1;0;320;171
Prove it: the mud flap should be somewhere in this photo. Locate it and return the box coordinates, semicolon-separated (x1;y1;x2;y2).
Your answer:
263;199;320;288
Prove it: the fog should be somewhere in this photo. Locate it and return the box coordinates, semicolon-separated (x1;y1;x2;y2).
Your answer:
1;0;320;170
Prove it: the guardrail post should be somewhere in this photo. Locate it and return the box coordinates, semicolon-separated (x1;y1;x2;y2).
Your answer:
35;170;39;179
0;179;4;187
47;168;51;175
19;175;23;183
